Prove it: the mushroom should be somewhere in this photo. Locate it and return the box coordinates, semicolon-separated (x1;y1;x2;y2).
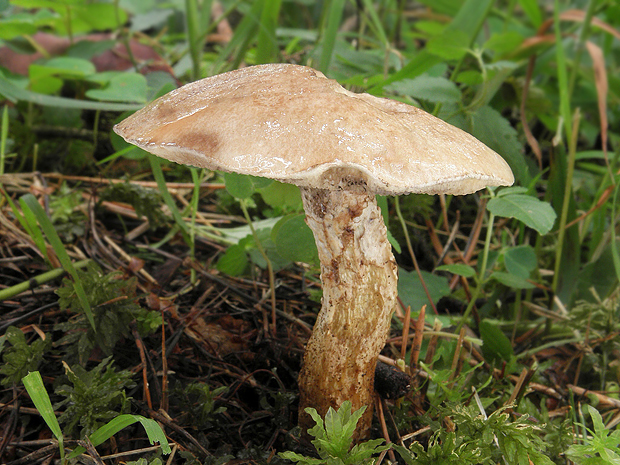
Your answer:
114;63;514;441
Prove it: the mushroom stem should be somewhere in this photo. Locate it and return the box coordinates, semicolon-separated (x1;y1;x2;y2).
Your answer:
298;187;398;441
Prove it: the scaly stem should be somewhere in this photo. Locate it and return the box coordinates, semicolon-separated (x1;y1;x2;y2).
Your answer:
298;187;398;442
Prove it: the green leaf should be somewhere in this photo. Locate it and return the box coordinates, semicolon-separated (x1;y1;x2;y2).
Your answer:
68;414;171;458
60;2;128;34
23;372;64;459
475;61;519;106
222;173;272;200
55;357;136;436
479;320;513;363
129;9;175;32
279;451;323;464
66;39;116;60
258;181;302;210
491;271;535;289
368;0;495;92
496;186;529;197
318;0;346;72
370;51;442;93
296;400;388;463
0;74;143;111
250;175;273;189
224;172;256;199
218;227;293;276
504;245;537;279
455;69;483;85
0;18;37;39
272;214;318;265
414;0;462;16
246;229;291;271
86;73;147;103
487;194;557;235
435;263;476;278
28;57;95;94
386;75;461;103
483;31;524;55
426;29;470;60
398;269;450;312
28;72;63;95
566;406;620;465
518;0;543;28
145;71;177;101
256;0;282;64
10;0;60;8
468;106;530;186
586;405;605;437
36;57;96;77
215;244;248;276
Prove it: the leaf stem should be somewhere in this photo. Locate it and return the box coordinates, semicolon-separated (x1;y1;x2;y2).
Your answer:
394;197;437;314
239;199;277;335
189;168;202;284
0;259;91;301
456;206;495;333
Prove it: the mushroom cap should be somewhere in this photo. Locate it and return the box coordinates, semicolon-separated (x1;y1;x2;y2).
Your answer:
114;64;514;196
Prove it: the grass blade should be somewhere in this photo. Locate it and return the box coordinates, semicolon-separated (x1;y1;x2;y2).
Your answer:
20;194;95;330
554;0;572;142
12;194;48;260
185;0;211;80
359;0;388;46
185;0;202;81
22;372;64;461
552;109;580;294
212;0;262;72
317;0;345;73
68;414;171;459
148;154;191;240
256;0;282;64
370;0;493;91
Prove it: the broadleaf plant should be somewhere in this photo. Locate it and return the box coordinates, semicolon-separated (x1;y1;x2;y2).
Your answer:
487;190;557;236
565;406;620;465
280;401;389;465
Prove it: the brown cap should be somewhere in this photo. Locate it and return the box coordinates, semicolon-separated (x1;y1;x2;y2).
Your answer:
114;64;514;195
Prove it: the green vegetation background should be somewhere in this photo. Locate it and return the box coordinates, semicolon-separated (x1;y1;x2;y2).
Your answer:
0;0;619;463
